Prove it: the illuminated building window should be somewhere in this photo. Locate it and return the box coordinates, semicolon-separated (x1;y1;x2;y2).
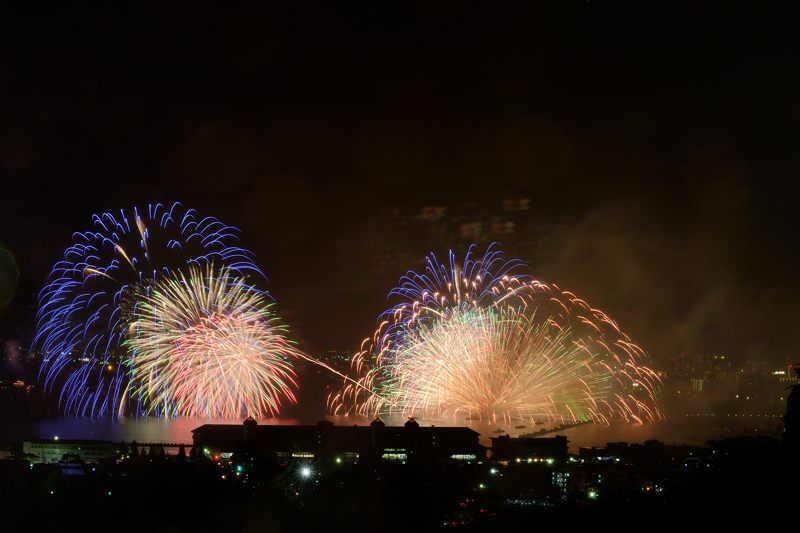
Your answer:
291;452;315;458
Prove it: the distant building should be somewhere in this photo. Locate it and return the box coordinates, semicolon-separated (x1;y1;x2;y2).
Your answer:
23;439;120;464
784;363;800;449
552;469;586;496
192;417;485;464
490;434;569;462
579;442;628;461
58;456;88;476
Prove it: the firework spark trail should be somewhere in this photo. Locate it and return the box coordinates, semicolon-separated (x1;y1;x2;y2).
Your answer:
122;265;300;418
33;202;265;416
330;243;663;425
383;308;611;422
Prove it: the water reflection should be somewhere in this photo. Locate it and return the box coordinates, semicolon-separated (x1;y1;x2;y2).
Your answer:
11;413;783;453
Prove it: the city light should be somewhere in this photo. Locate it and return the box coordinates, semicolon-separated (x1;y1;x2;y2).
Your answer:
300;466;312;478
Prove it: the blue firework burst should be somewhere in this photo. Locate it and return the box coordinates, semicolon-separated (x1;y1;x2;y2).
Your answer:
34;202;262;416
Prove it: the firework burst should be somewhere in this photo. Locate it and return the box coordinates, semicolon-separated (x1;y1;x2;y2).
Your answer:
122;265;299;418
34;202;264;416
329;244;663;425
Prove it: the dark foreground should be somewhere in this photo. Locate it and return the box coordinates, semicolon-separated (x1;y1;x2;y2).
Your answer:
1;436;798;532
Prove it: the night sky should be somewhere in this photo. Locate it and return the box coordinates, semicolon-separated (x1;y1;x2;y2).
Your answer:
1;3;798;368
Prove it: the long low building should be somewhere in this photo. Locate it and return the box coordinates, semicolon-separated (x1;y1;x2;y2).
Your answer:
23;439;121;464
192;417;485;464
490;434;569;462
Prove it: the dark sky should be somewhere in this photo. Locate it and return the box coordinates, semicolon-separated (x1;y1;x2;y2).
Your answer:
1;3;798;367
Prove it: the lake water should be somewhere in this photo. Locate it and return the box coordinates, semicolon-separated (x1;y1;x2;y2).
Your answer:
9;413;784;452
